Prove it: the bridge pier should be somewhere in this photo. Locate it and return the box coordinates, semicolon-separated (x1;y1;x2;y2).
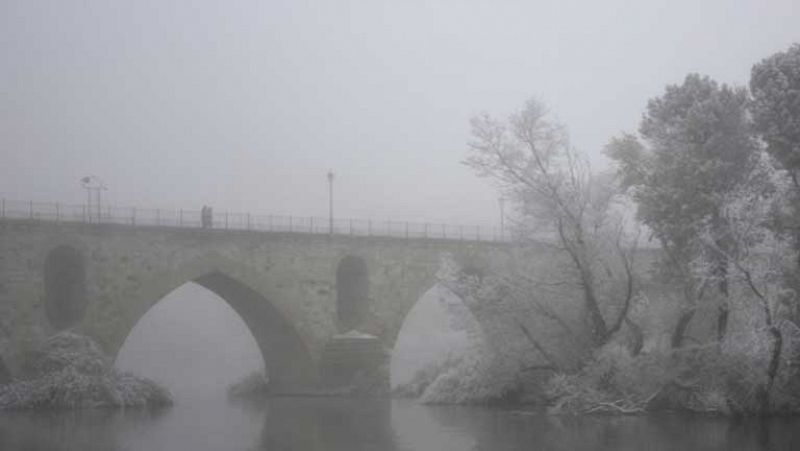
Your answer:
319;332;388;394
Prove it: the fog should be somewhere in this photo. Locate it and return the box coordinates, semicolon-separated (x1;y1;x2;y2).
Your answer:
114;281;470;398
390;284;478;389
3;0;798;227
5;0;798;401
115;283;263;399
5;2;800;450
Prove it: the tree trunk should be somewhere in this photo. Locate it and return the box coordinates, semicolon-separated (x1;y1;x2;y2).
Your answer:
716;304;729;342
578;266;608;346
517;321;560;372
556;220;608;348
715;253;730;342
671;308;696;348
711;217;731;342
625;317;644;356
761;326;783;414
794;223;800;268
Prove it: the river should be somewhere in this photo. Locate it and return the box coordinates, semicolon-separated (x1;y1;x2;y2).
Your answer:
2;396;800;450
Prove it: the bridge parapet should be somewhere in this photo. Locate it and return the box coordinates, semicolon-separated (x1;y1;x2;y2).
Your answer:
0;199;508;243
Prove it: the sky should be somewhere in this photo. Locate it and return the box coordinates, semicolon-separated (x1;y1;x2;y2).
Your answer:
2;0;799;227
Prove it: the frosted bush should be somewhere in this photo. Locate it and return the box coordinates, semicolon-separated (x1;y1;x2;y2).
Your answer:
392;357;460;399
419;346;520;404
543;341;794;415
26;332;109;376
227;370;269;399
0;332;172;410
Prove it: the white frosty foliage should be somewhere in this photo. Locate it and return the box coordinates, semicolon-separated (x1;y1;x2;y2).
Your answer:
0;332;172;410
28;332;108;376
227;369;269;399
392;255;524;403
336;330;377;339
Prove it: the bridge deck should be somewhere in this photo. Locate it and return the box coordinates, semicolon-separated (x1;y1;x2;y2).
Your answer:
0;199;509;243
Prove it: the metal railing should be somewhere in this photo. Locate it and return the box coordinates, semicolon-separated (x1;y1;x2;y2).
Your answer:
0;199;508;242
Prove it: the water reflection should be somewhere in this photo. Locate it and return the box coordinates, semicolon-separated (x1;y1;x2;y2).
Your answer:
391;402;800;451
0;407;170;451
255;398;395;451
2;398;800;451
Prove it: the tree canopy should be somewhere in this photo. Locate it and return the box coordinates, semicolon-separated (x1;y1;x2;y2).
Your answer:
466;99;635;347
607;74;758;255
751;44;800;185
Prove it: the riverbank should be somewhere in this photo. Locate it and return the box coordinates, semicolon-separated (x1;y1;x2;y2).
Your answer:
395;340;800;416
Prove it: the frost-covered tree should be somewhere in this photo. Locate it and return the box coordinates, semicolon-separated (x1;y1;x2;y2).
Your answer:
466;99;637;348
751;44;800;187
693;155;800;412
606;74;759;345
751;44;800;265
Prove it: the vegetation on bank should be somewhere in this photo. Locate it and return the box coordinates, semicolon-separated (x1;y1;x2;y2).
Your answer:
227;370;270;399
0;332;172;410
228;363;390;399
395;43;800;415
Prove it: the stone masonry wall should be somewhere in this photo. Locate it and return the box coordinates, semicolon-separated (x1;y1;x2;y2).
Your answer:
0;219;510;388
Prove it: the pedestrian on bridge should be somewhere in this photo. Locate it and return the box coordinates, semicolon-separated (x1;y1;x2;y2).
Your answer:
201;205;211;229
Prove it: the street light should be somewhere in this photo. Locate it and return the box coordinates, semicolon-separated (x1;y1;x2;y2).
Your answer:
499;196;506;240
80;175;107;223
327;171;334;235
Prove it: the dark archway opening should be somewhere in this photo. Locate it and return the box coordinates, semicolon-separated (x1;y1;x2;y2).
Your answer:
115;272;316;396
194;272;316;392
336;256;369;332
43;245;87;330
115;282;264;399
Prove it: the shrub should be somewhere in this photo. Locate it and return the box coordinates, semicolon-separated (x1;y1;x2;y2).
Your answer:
227;370;270;399
418;351;519;404
0;332;172;410
544;341;795;415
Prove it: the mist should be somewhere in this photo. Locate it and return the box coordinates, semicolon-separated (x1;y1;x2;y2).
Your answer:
114;283;263;399
3;1;800;450
3;0;798;227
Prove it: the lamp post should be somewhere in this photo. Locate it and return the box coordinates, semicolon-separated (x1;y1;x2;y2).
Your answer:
327;171;334;235
80;175;107;223
499;196;506;240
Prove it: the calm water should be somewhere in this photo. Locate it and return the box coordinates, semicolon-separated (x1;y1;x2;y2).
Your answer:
1;396;800;451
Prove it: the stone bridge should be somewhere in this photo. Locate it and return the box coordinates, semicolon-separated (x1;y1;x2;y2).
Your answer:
0;219;512;392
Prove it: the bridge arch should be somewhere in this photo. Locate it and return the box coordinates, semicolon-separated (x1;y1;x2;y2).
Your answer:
390;282;485;391
2;222;513;393
112;270;316;393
